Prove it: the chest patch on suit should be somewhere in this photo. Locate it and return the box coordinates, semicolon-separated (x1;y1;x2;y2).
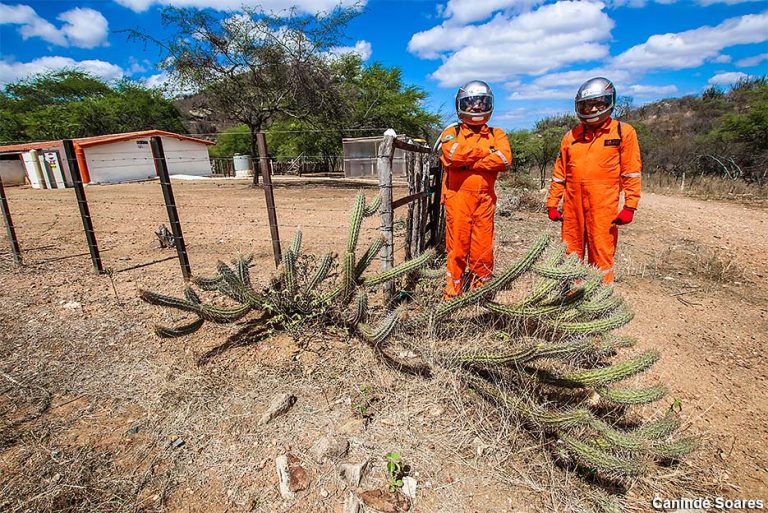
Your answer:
604;138;621;147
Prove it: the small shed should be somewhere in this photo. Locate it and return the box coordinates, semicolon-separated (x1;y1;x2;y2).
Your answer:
0;130;214;188
342;135;407;179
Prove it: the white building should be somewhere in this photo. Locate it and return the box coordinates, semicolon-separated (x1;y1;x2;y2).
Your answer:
0;130;213;188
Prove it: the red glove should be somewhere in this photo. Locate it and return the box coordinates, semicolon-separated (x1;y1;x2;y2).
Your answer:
547;207;563;222
612;206;635;225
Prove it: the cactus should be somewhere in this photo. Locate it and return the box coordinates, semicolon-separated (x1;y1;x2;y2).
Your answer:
140;191;695;487
559;432;646;477
363;249;435;286
598;384;667;405
290;231;302;257
307;252;333;293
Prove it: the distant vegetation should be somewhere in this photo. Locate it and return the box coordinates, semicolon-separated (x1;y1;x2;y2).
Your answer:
508;77;768;197
0;70;186;143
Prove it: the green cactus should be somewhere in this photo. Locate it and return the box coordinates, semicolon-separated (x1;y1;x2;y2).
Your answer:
559;432;646;477
307;252;334;293
546;309;634;335
529;350;660;388
363;194;382;217
283;249;297;293
290;231;303;256
363;249;435;286
347;192;366;254
598;384;667;405
357;308;401;345
140;192;694;487
634;410;682;440
355;237;385;279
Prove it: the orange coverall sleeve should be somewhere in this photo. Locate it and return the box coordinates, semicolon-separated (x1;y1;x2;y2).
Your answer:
619;124;642;209
546;135;569;208
470;128;512;173
439;127;486;168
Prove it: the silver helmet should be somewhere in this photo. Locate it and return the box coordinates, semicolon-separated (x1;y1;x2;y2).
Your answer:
575;77;616;126
456;80;494;126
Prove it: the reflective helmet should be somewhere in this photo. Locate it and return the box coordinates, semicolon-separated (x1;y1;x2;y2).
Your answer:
456;80;494;126
575;77;616;126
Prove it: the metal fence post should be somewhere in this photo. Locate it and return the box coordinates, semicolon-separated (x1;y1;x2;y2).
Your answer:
62;139;103;273
377;132;396;301
0;175;22;265
256;131;282;268
150;136;192;280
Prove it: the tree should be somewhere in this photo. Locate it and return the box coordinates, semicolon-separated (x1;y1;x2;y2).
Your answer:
528;115;575;188
126;5;361;183
0;70;186;142
265;54;441;171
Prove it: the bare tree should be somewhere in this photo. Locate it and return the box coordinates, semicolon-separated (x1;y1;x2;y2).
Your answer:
126;5;360;184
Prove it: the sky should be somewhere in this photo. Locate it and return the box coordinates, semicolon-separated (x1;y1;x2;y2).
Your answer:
0;0;767;131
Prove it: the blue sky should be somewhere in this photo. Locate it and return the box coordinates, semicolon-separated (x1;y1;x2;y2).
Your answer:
1;0;766;130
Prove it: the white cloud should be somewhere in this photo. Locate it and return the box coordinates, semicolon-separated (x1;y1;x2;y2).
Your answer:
697;0;764;5
624;84;678;96
57;8;110;49
708;71;753;86
736;52;768;67
329;40;372;60
0;3;108;48
114;0;364;13
0;56;124;85
409;1;614;87
612;13;768;71
711;54;732;64
441;0;545;25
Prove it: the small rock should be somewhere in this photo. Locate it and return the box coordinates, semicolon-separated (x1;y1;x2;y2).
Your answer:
358;488;410;513
286;453;310;492
170;438;185;449
344;492;362;513
275;455;294;499
319;488;329;498
259;393;297;425
400;476;417;499
310;435;350;461
338;461;368;488
62;301;82;311
275;453;310;499
339;418;365;434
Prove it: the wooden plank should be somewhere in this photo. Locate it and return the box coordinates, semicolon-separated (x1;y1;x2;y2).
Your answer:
392;138;431;154
392;191;428;209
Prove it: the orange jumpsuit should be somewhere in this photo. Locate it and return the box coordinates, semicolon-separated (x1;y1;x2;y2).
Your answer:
440;123;512;298
546;118;642;283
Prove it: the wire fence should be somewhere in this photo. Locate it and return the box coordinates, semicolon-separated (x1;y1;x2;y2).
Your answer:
0;135;443;286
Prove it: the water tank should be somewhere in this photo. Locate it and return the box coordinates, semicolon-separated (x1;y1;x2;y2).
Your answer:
233;154;253;178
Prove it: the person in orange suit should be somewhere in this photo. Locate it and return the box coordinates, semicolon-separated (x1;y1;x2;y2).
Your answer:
546;77;642;283
439;80;512;298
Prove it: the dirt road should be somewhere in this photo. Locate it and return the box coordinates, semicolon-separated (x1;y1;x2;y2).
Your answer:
0;180;765;512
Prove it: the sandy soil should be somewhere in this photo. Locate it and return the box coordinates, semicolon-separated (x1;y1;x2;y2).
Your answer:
0;179;765;512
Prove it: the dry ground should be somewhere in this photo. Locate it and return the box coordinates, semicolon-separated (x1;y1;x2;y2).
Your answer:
0;178;766;512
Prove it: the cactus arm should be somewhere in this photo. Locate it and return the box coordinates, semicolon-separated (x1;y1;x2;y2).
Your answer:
363;249;435;286
598;385;667;405
357;308;400;345
354;237;385;279
307;252;334;293
559;432;646;477
154;317;205;338
363;194;382;217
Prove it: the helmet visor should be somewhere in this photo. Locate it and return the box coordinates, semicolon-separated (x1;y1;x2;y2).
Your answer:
458;95;493;114
576;94;613;116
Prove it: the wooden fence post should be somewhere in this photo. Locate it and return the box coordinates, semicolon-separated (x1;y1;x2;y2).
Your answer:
256;131;282;268
377;132;396;301
62;139;103;273
0;175;22;265
150;136;192;280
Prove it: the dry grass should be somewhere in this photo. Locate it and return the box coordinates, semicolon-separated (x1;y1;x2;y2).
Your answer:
643;172;767;205
617;238;746;285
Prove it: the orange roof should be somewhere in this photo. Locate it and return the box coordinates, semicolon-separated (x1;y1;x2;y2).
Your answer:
0;130;214;153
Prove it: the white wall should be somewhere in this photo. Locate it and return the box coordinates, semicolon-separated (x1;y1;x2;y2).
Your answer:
0;157;26;186
84;136;211;184
161;137;212;177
